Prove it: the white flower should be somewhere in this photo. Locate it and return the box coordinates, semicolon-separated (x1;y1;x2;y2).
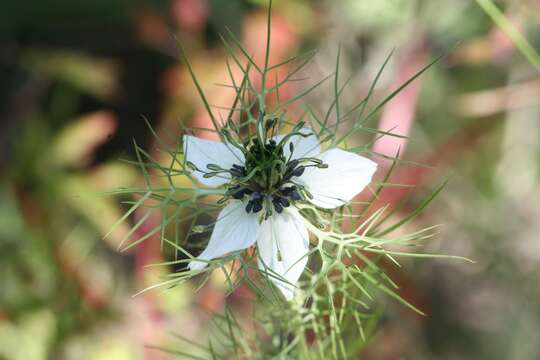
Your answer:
184;128;377;300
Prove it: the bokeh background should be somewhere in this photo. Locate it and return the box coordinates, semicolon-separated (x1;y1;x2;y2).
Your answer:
1;0;540;359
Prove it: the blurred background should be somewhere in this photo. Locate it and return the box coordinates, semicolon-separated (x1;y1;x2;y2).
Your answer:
1;0;539;359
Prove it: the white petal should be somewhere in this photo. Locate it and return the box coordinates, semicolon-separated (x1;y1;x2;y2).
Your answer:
183;135;245;187
257;209;309;300
189;202;259;270
272;127;320;160
299;148;377;209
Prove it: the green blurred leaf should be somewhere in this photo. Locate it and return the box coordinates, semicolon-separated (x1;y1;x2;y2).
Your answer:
21;49;119;100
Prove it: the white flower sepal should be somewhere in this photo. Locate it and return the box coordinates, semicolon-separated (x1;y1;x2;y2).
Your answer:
184;129;377;300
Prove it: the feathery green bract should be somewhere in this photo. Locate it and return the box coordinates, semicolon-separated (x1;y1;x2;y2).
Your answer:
105;1;470;358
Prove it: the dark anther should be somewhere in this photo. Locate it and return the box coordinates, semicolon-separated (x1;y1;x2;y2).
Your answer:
292;166;305;177
279;186;302;201
272;197;284;213
230;164;246;178
245;201;254;213
271;195;290;214
245;192;264;214
279;197;290;207
289;189;302;201
252;199;263;213
279;186;293;196
286;159;299;170
232;188;245;199
272;195;290;208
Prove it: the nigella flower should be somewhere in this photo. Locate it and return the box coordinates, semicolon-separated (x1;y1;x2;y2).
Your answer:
184;126;377;300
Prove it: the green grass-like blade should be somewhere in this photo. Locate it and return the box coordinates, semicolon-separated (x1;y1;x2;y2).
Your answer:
476;0;540;71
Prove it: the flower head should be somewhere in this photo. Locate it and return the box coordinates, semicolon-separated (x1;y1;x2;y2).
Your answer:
184;125;377;300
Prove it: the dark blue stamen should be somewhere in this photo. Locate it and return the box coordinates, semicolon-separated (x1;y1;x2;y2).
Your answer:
251;191;263;200
289;189;301;201
226;134;325;216
232;188;246;199
230;164;247;178
272;195;289;207
252;200;263;213
271;194;292;214
278;186;302;202
279;197;290;207
245;201;254;213
292;166;305;177
286;159;299;170
279;186;294;196
245;195;264;214
273;200;283;213
228;185;252;200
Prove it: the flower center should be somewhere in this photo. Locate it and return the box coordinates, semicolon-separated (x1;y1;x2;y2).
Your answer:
227;138;308;218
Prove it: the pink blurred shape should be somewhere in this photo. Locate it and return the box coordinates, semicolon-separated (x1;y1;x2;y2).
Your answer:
171;0;209;32
244;11;298;69
373;44;427;167
131;207;167;359
189;10;299;140
133;207;163;279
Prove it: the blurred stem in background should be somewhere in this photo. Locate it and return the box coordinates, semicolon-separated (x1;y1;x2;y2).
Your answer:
476;0;540;72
